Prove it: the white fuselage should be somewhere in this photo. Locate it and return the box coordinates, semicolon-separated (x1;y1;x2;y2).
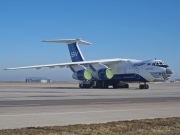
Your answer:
106;59;172;83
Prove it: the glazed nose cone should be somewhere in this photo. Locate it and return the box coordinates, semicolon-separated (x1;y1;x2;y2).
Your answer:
166;68;173;75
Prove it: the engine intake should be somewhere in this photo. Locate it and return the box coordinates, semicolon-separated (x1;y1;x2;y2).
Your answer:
92;68;114;79
72;69;92;80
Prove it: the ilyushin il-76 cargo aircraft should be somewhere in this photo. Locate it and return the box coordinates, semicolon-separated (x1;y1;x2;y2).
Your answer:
5;38;173;89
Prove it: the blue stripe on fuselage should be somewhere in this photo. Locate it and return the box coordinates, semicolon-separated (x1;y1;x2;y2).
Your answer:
91;73;148;82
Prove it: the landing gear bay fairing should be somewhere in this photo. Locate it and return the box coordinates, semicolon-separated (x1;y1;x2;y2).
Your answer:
5;38;173;89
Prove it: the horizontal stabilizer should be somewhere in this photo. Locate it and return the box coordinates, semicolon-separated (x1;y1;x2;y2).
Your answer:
42;38;92;45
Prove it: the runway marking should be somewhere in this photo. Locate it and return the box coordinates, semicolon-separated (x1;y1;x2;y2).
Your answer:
0;107;180;117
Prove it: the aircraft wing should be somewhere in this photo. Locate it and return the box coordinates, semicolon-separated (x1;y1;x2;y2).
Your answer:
4;58;126;70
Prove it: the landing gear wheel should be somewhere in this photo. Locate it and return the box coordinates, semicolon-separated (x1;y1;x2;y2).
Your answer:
145;84;149;89
113;85;118;89
103;84;109;88
125;84;129;88
139;84;149;89
79;83;83;88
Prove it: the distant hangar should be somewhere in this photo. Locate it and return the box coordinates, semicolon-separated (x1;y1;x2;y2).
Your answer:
26;77;51;83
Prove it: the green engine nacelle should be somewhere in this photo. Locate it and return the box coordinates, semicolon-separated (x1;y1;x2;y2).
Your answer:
72;69;92;80
92;68;114;79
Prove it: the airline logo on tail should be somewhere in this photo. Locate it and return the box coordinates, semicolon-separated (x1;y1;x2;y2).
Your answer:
71;51;79;58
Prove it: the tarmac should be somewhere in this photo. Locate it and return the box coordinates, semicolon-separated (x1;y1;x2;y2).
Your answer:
0;82;180;129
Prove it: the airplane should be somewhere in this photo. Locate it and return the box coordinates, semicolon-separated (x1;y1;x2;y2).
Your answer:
5;38;173;89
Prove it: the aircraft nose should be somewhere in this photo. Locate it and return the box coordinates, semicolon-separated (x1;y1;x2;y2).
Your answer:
166;68;173;74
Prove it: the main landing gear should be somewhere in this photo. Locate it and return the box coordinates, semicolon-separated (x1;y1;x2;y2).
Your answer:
79;81;130;89
139;83;149;89
79;81;93;88
113;83;129;88
79;81;149;89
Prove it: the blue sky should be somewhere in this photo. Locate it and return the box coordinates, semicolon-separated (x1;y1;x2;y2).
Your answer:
0;0;180;81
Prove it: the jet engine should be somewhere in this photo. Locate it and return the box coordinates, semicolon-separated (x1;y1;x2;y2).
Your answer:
72;69;92;80
92;68;114;79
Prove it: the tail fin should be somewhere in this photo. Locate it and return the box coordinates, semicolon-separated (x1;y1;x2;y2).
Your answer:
42;38;91;62
67;42;85;62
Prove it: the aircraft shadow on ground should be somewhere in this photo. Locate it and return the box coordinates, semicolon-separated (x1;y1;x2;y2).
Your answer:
34;86;145;90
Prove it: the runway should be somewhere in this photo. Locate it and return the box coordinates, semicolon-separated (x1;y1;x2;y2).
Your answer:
0;82;180;129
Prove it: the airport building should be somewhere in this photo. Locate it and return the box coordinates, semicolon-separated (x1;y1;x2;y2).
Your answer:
26;77;51;83
175;79;180;82
169;79;180;83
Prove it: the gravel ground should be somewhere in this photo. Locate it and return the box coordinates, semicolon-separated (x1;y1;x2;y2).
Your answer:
0;117;179;135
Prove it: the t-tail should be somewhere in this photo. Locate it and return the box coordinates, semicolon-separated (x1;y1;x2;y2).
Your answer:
42;38;91;62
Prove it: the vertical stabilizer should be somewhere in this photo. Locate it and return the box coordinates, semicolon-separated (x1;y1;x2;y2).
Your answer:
67;42;85;62
42;38;92;62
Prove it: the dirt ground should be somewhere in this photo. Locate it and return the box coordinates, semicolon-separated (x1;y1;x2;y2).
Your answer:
0;117;179;135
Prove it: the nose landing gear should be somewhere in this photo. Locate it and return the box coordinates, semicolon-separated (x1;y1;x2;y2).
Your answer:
139;83;149;89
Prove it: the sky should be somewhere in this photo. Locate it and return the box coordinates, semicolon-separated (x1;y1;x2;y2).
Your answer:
0;0;180;81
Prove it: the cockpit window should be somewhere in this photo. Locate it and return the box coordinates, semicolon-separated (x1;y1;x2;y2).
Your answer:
152;61;168;68
147;63;151;65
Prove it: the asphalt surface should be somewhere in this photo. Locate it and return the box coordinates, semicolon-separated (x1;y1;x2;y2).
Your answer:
0;82;180;129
